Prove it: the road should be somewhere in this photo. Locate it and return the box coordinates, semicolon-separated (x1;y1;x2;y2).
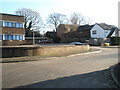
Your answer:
2;46;119;88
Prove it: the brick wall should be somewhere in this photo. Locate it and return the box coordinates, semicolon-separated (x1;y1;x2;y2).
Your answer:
2;40;25;46
1;14;24;22
2;27;25;34
2;45;89;58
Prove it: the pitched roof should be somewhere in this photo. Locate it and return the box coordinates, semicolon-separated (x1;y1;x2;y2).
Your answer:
107;27;116;38
96;23;115;30
77;24;94;32
107;27;120;38
0;13;24;17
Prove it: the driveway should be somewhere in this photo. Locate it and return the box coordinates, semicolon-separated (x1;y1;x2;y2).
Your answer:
2;46;119;88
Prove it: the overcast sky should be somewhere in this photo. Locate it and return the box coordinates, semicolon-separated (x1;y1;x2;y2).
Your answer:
0;0;119;33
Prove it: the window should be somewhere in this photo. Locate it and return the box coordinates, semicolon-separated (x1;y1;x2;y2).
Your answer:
14;35;24;40
19;35;23;40
4;35;13;40
3;34;24;40
92;30;96;34
0;21;3;27
16;23;20;28
13;35;16;40
16;23;23;28
12;23;16;27
3;21;24;28
13;35;18;40
105;30;108;33
16;35;20;40
4;35;9;40
4;21;9;27
0;34;2;40
4;22;13;27
19;23;23;28
8;22;13;27
8;35;13;40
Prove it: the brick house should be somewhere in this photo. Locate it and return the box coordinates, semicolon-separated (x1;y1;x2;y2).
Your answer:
56;24;79;38
0;13;25;46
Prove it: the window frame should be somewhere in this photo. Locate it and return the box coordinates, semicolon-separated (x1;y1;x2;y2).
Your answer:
0;34;3;40
92;30;97;34
0;21;3;27
3;34;24;40
3;21;24;28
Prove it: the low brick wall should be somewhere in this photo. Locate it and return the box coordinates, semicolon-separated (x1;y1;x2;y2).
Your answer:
1;45;89;58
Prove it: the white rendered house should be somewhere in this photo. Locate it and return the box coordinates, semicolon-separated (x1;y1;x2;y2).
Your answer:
90;23;119;38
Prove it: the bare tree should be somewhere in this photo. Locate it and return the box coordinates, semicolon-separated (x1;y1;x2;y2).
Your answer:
70;13;78;25
70;12;85;25
84;17;93;25
15;8;43;35
46;12;67;31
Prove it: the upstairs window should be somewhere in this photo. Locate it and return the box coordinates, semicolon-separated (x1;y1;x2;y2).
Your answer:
3;21;24;28
8;22;13;27
16;23;20;28
92;30;96;34
12;23;16;27
20;23;23;28
16;23;24;28
4;22;13;27
4;21;9;27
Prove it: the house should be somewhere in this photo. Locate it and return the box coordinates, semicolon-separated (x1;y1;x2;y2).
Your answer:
90;23;119;38
0;13;25;46
77;23;119;39
78;23;120;45
56;24;79;39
